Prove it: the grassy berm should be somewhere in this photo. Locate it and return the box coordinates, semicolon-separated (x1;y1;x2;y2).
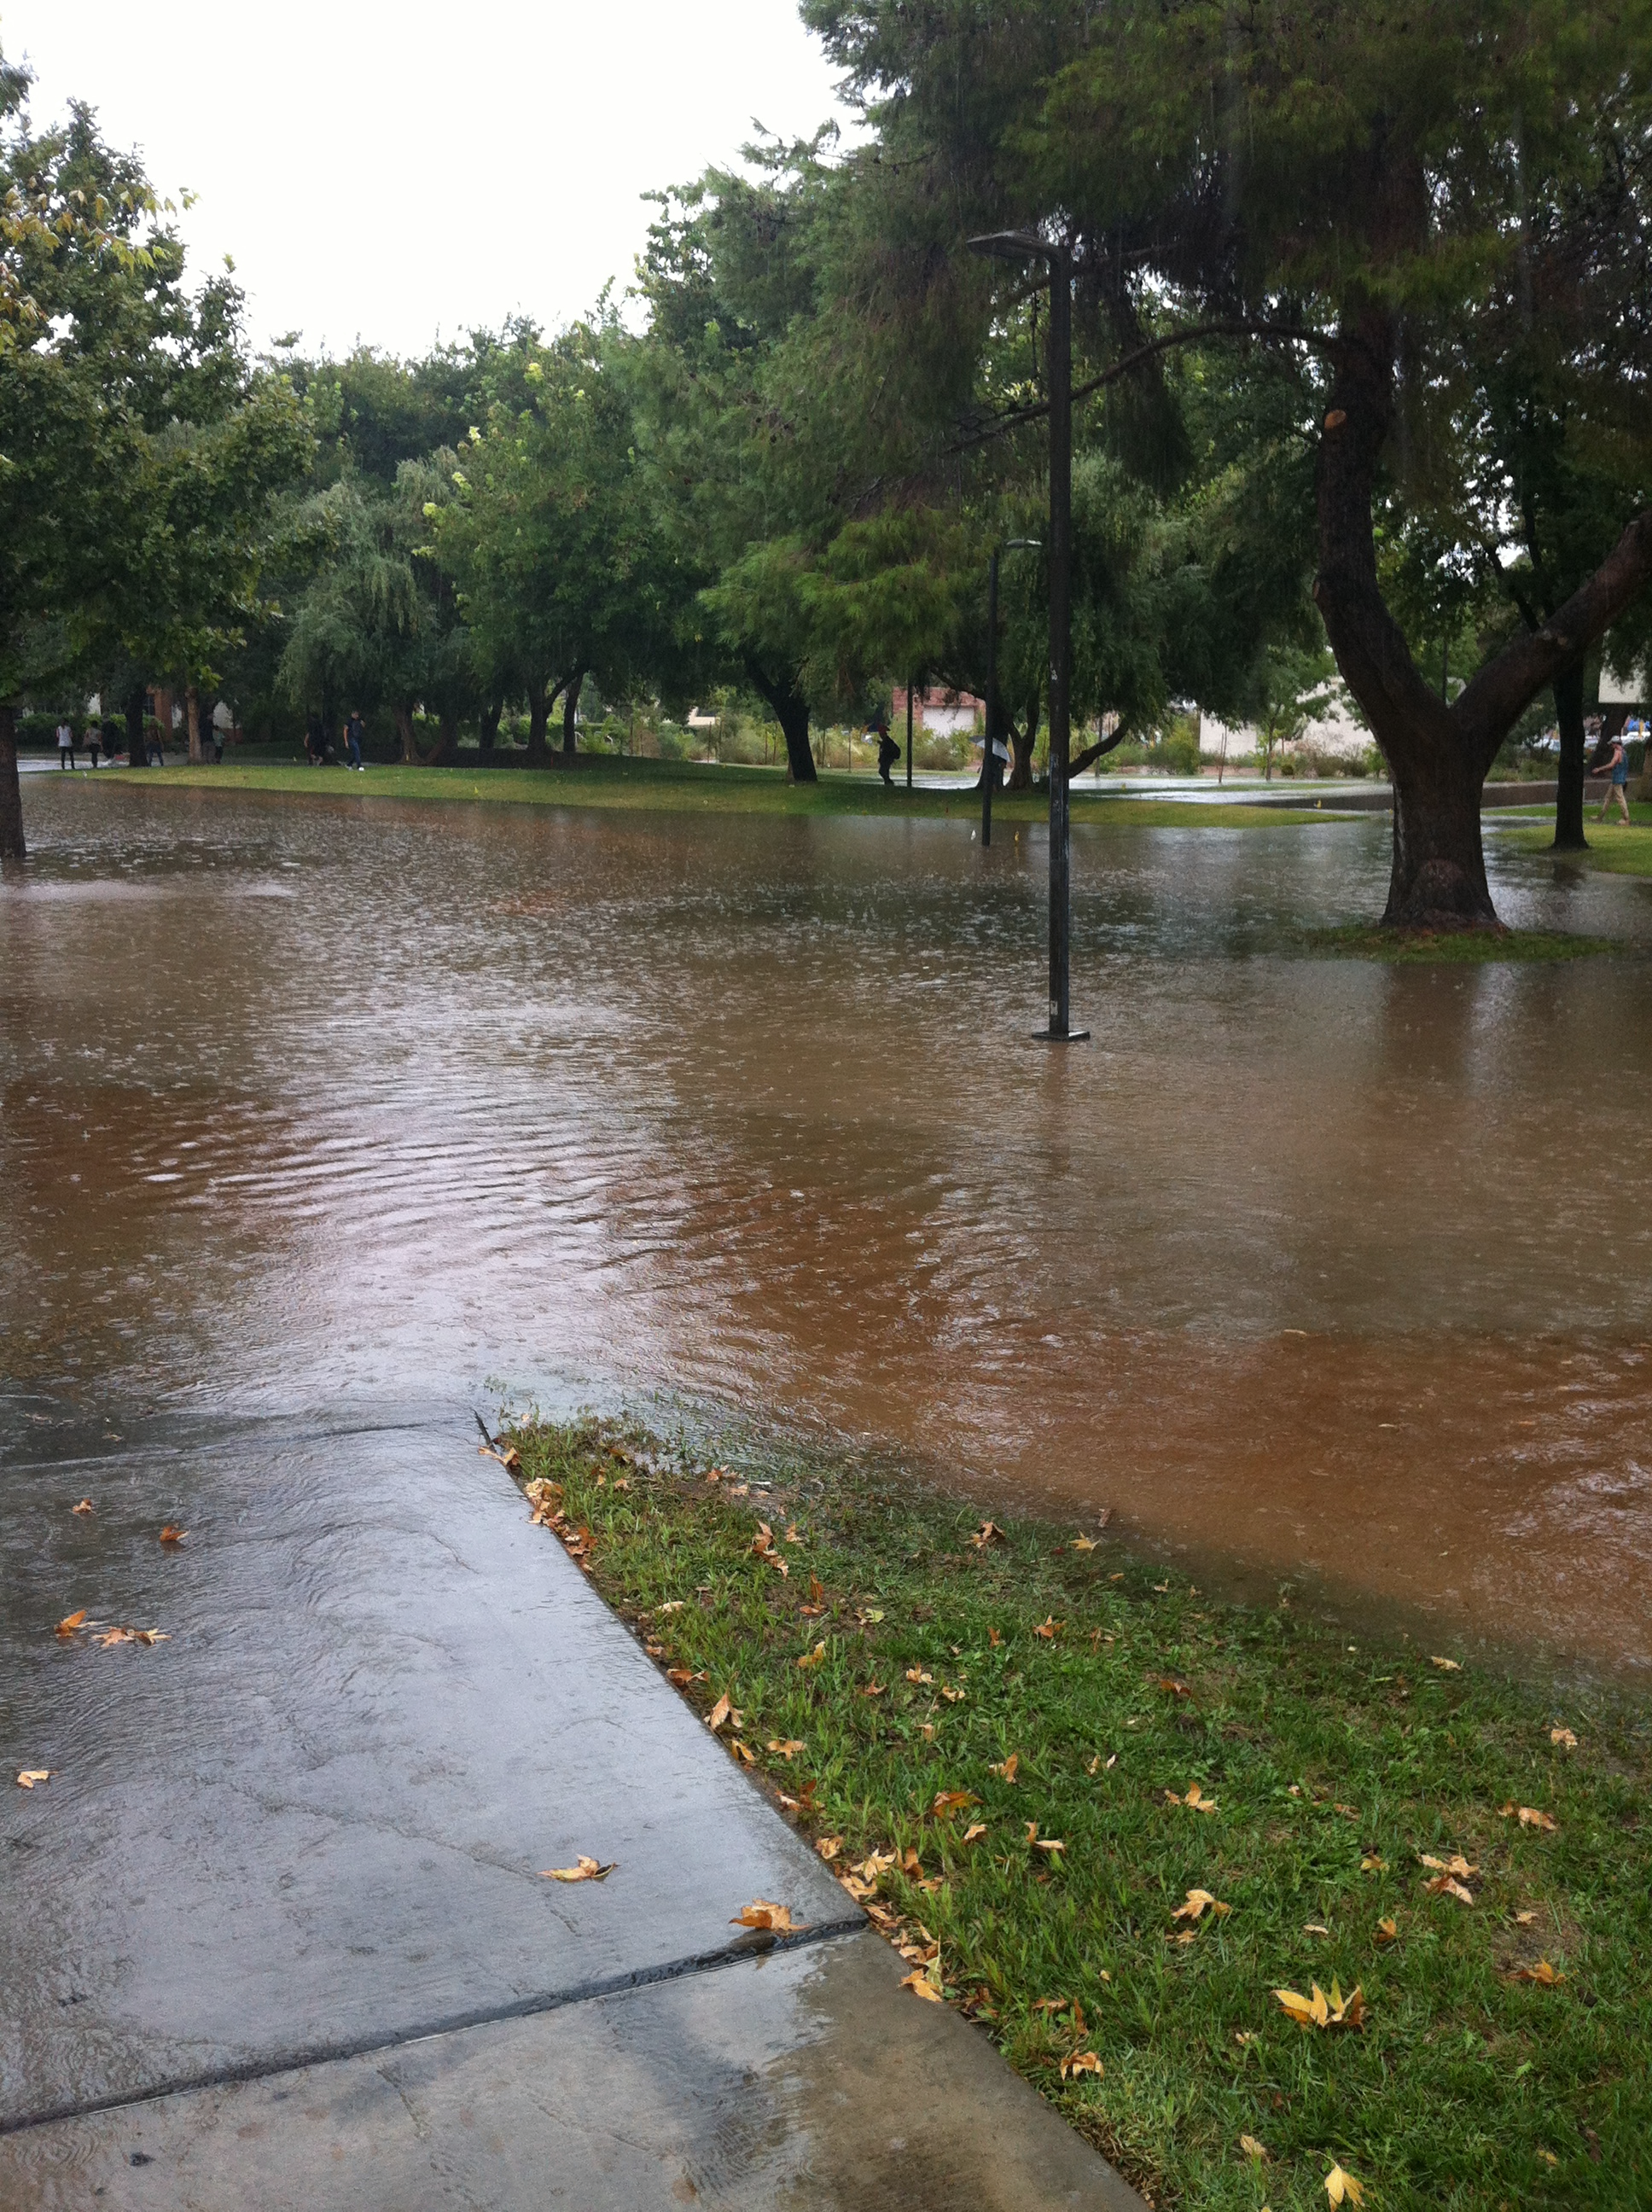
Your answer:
509;1421;1647;2211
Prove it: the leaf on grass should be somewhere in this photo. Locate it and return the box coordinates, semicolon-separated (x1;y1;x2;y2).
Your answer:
1239;2134;1270;2161
1165;1781;1218;1813
900;1968;943;2000
1172;1889;1231;1923
656;1600;685;1615
963;1821;987;1844
730;1899;806;1932
1086;1753;1117;1775
750;1524;788;1577
969;1521;1007;1549
729;1738;755;1765
1498;1802;1557;1831
988;1627;1003;1647
1430;1655;1462;1672
990;1753;1020;1783
1033;1837;1067;1855
1304;1923;1331;1936
816;1835;843;1861
939;1682;965;1703
159;1526;188;1545
1067;1535;1099;1552
1360;1854;1387;1872
1419;1852;1478;1877
797;1641;827;1670
784;1525;804;1545
1033;1616;1063;1640
55;1610;87;1638
767;1738;804;1759
542;1855;616;1882
905;1667;933;1685
1374;1916;1399;1944
1424;1874;1476;1905
1274;1981;1366;2030
1550;1725;1578;1749
1060;2051;1102;2080
707;1694;742;1732
72;1499;93;1516
16;1770;51;1789
1513;1959;1564;1985
666;1668;704;1687
1515;1909;1539;1926
859;1678;886;1697
1324;2165;1365;2206
932;1790;979;1817
1150;1674;1191;1696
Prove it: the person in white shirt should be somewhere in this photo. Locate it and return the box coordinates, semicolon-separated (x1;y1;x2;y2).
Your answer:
55;719;75;770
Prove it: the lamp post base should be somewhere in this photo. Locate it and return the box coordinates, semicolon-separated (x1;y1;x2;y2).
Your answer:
1031;1026;1090;1043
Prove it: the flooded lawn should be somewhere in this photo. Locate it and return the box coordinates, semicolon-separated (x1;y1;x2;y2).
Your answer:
5;777;1651;1674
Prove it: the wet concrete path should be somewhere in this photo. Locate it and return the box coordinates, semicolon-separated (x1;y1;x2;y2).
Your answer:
0;1405;1141;2207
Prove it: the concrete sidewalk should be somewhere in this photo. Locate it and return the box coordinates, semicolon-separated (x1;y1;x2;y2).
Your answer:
1;1406;1143;2209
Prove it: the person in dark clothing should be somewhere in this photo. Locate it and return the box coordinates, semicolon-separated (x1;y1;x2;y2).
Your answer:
874;713;900;788
86;725;101;769
146;722;166;765
345;709;365;771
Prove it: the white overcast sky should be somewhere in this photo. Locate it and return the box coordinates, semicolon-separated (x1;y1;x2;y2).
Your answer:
5;0;852;358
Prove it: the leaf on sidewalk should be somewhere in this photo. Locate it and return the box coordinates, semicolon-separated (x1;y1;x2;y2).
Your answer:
900;1968;943;2000
15;1770;51;1789
542;1855;616;1882
732;1898;806;1932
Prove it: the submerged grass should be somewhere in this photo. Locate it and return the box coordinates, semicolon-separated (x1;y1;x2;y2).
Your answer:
98;754;1333;829
1504;820;1652;879
1303;925;1614;963
509;1417;1649;2212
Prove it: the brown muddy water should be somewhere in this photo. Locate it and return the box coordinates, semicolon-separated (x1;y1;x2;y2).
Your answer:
5;777;1652;1675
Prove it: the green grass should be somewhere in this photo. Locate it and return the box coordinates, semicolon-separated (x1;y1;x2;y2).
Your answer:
508;1418;1649;2212
1303;925;1614;963
1504;816;1652;878
96;753;1335;829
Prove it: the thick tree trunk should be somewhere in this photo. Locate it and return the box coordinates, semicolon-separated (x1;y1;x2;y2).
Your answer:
1550;661;1588;853
1312;317;1652;928
1005;686;1041;790
744;656;816;783
479;701;501;755
427;708;462;766
0;703;24;861
186;685;202;765
394;704;418;764
560;668;587;761
124;684;147;770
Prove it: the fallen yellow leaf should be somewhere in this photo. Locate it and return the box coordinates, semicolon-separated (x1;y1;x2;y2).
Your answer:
1513;1959;1564;1985
1423;1874;1476;1905
816;1835;843;1861
15;1770;51;1789
55;1610;86;1638
905;1667;933;1685
1374;1916;1399;1944
729;1738;755;1765
1360;1854;1387;1872
1060;2050;1102;2080
797;1641;826;1670
991;1753;1020;1783
71;1499;93;1516
767;1738;804;1759
1498;1802;1557;1832
731;1898;807;1932
1515;1909;1539;1926
1274;1981;1366;2030
963;1821;987;1843
1068;1535;1099;1552
969;1521;1006;1549
1166;1781;1218;1813
707;1694;736;1732
1419;1852;1478;1877
900;1968;943;2000
1324;2164;1364;2206
1550;1725;1578;1749
932;1790;979;1817
541;1855;616;1882
1240;2133;1270;2161
1430;1656;1462;1672
1172;1889;1231;1924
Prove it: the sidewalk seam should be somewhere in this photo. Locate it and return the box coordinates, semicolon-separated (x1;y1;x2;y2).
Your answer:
0;1917;868;2139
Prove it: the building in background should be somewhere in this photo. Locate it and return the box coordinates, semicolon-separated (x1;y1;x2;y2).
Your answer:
891;685;983;736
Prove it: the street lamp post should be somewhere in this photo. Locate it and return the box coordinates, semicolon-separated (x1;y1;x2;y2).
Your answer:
968;230;1087;1043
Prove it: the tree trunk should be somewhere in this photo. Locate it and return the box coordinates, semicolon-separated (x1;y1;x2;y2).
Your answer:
479;701;501;755
427;708;461;766
124;684;147;770
743;656;816;783
526;685;552;768
1005;686;1041;791
0;702;24;861
1550;661;1588;853
1311;317;1652;928
395;704;418;764
199;691;219;760
186;684;202;765
560;667;586;761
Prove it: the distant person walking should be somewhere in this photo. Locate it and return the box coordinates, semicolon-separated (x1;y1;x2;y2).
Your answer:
874;713;899;789
1597;731;1632;824
146;721;166;765
86;724;101;770
55;718;74;770
345;709;365;771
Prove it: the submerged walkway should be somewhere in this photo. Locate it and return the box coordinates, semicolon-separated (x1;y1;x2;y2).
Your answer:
0;1406;1141;2209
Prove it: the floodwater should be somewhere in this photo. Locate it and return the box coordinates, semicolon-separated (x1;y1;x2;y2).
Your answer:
5;777;1652;1676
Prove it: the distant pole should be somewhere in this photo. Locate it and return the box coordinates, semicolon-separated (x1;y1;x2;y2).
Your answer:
905;679;913;790
982;550;1000;848
1043;242;1082;1041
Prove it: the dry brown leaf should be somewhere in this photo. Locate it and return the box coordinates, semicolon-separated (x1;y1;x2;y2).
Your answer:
1419;1852;1478;1877
15;1770;51;1789
160;1526;188;1545
1033;1616;1062;1640
1166;1781;1218;1813
71;1499;93;1516
1068;1535;1099;1553
1060;2051;1102;2080
1498;1802;1557;1832
1360;1854;1387;1872
784;1525;803;1545
932;1790;979;1817
905;1667;933;1685
767;1738;805;1759
1430;1655;1462;1672
729;1738;755;1765
1374;1916;1399;1944
969;1521;1007;1549
1515;1909;1539;1925
1150;1674;1192;1696
859;1678;886;1697
541;1855;616;1882
1239;2134;1270;2162
1550;1726;1578;1749
988;1626;1003;1647
1304;1923;1331;1936
900;1968;943;2000
666;1668;702;1687
990;1753;1020;1783
1324;2165;1365;2207
1033;1837;1067;1855
797;1642;827;1670
134;1628;169;1646
730;1898;807;1932
939;1683;965;1703
1513;1959;1564;1985
55;1610;87;1638
1172;1888;1230;1924
1424;1874;1476;1905
816;1835;844;1861
963;1821;988;1843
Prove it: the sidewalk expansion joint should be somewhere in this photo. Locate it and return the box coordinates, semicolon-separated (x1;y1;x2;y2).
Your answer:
0;1917;868;2139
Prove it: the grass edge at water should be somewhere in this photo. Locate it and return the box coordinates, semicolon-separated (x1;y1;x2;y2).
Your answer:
506;1417;1648;2212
